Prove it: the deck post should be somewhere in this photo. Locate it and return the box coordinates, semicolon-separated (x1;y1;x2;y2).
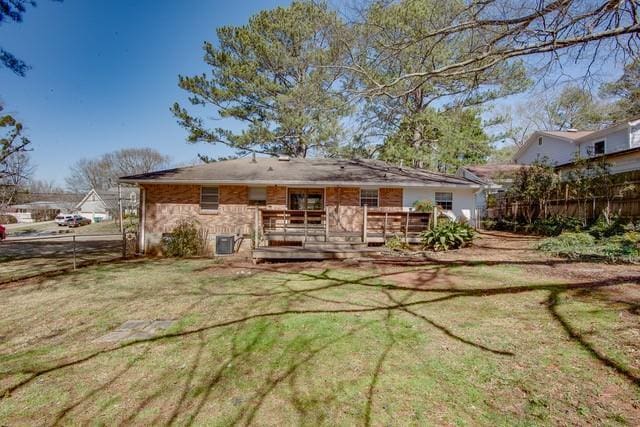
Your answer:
304;210;308;243
325;206;330;242
432;206;438;228
254;208;260;247
283;210;287;242
362;205;368;244
405;211;409;242
383;212;388;241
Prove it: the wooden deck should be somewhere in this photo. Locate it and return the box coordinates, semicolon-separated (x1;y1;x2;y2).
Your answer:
258;208;430;245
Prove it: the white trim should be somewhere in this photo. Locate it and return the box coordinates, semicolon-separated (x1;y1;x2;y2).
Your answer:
119;179;480;189
140;187;145;253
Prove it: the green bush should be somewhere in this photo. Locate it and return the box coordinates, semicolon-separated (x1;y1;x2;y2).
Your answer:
385;234;410;251
480;218;496;230
538;231;640;262
530;215;583;236
162;219;210;257
588;215;626;239
600;232;640;261
421;221;475;251
537;232;595;255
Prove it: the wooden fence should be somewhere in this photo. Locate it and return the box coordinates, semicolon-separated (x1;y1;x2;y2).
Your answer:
486;197;640;223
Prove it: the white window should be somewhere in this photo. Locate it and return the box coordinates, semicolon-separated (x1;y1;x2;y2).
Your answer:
594;140;605;155
248;186;266;206
435;192;453;210
200;186;219;210
360;189;379;207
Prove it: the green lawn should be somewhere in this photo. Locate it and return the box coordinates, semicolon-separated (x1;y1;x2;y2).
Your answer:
0;252;638;425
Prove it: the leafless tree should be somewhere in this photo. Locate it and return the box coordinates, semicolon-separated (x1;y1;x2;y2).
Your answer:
343;1;640;98
0;151;34;207
28;179;66;194
65;148;172;192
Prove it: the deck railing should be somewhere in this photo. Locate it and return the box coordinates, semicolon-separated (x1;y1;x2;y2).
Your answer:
364;211;431;241
259;208;431;244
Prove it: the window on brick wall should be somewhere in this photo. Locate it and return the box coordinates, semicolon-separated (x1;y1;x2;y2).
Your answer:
435;192;453;210
200;186;219;210
360;189;379;207
248;187;267;206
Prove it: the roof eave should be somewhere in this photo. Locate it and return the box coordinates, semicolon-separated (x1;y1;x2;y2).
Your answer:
119;178;480;189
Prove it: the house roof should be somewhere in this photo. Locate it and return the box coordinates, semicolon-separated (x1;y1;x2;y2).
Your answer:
119;157;480;188
542;130;595;139
461;164;527;182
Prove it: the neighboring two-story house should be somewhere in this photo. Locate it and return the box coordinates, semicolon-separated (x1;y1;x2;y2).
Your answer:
513;117;640;174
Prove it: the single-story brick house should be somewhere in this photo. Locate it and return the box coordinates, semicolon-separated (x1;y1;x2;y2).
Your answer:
119;157;483;253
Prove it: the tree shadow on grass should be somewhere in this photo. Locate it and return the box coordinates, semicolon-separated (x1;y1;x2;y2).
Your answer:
0;260;639;424
546;289;640;387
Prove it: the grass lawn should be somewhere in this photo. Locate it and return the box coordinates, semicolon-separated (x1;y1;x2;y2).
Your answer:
0;234;639;425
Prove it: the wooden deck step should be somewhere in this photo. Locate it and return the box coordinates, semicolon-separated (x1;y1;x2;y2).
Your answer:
303;241;367;250
252;246;384;261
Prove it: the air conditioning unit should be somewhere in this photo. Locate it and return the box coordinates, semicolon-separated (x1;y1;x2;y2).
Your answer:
215;235;235;255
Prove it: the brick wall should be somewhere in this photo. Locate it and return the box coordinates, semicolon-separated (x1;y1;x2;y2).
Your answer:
143;184;255;238
266;186;287;208
142;184;405;246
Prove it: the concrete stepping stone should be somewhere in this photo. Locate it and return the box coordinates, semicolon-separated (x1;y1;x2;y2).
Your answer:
95;319;175;343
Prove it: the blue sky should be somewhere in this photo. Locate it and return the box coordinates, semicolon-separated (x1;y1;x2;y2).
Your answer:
0;0;288;183
0;1;628;184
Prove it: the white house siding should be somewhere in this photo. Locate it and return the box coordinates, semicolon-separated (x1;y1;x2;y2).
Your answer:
630;124;640;149
402;187;477;224
77;196;111;221
578;128;630;156
517;135;576;165
606;151;640;175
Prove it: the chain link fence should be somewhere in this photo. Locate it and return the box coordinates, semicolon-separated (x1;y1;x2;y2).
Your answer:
0;232;138;284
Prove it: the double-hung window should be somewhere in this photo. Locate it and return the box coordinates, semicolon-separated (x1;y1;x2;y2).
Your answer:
435;192;453;210
593;140;605;155
200;186;219;211
360;189;379;207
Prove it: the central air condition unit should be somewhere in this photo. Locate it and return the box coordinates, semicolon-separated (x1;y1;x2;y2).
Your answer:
215;235;235;255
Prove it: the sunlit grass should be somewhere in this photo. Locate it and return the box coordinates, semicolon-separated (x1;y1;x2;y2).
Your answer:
0;258;638;425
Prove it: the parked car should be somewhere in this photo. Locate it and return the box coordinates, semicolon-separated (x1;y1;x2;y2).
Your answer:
66;215;91;227
55;214;74;226
0;224;5;240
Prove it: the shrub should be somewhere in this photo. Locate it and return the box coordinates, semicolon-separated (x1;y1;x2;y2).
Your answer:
480;218;497;230
385;234;410;251
600;232;640;261
0;214;18;224
421;221;475;251
588;215;626;239
412;199;434;213
530;215;583;236
537;231;640;262
162;219;210;257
